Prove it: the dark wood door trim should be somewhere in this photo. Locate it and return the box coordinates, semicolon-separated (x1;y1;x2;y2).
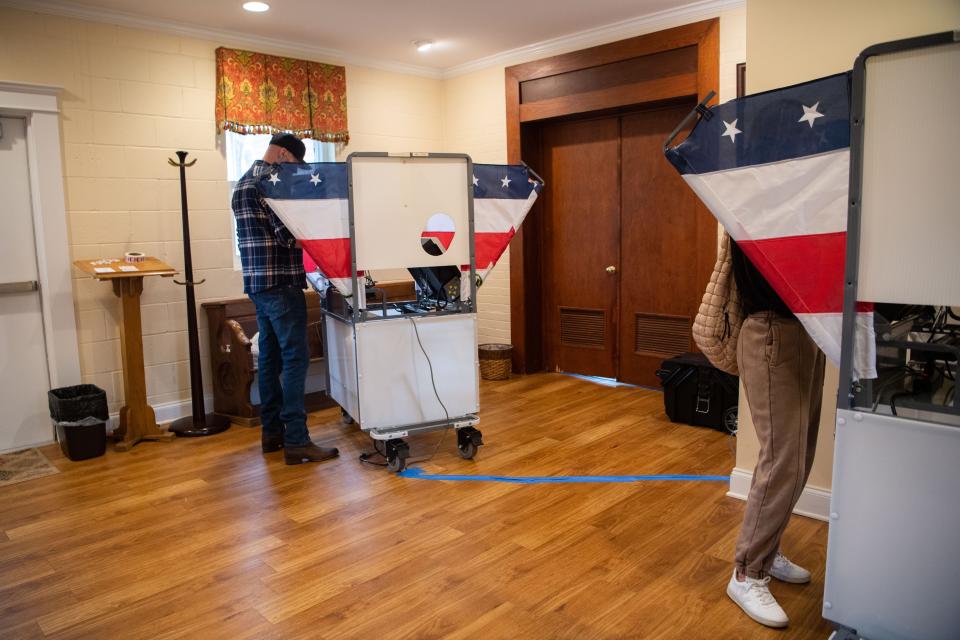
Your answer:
507;18;719;373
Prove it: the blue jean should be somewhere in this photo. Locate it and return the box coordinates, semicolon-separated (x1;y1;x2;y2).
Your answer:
249;285;310;446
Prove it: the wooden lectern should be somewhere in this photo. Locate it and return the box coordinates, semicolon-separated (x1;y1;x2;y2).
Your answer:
74;257;178;451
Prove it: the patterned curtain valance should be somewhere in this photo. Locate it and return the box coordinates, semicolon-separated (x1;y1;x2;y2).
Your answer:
215;47;349;144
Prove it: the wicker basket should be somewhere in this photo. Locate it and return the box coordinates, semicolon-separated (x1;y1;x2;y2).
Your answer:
478;343;512;380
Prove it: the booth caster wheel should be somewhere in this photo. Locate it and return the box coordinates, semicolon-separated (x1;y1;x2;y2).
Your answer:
457;427;483;460
340;407;354;425
458;441;477;460
385;439;409;473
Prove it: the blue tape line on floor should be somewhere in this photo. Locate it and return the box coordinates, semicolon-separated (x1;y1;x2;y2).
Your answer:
399;467;730;484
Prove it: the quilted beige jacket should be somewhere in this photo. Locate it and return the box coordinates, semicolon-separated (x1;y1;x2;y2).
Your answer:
692;232;744;376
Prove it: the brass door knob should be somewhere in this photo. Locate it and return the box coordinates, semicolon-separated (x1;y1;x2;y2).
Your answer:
605;265;616;274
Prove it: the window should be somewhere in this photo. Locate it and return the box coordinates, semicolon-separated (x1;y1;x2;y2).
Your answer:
225;131;336;263
224;131;336;182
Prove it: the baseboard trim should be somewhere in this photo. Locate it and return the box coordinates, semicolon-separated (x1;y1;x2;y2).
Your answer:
106;394;214;433
727;467;831;522
106;370;329;432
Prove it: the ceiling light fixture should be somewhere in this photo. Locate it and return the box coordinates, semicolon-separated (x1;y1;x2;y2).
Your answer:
414;40;434;52
243;2;270;12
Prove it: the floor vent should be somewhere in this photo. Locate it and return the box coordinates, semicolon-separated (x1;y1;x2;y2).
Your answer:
559;307;605;348
634;313;690;355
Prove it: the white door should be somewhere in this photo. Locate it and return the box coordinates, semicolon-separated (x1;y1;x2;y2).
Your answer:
0;116;53;452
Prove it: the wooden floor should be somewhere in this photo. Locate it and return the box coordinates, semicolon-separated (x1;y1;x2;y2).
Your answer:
1;374;832;639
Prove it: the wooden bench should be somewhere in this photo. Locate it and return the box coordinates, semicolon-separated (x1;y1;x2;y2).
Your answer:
202;291;331;427
202;281;416;426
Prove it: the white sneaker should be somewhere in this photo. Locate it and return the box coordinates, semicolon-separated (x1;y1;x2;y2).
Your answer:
769;553;811;584
726;569;789;628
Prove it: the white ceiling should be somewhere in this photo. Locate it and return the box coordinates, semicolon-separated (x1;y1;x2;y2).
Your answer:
10;0;734;75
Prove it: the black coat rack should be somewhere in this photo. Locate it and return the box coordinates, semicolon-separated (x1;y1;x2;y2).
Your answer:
167;150;230;437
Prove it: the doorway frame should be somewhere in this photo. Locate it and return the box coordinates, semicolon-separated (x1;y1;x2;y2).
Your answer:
505;19;719;373
0;81;81;390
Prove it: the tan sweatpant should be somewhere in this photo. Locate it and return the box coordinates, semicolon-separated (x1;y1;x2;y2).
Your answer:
734;312;826;579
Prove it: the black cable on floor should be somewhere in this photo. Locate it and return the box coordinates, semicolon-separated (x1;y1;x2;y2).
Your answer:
359;439;388;467
357;318;453;468
408;316;451;465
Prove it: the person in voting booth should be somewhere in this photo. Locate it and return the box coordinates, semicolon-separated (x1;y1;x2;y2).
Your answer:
725;241;825;628
231;133;339;465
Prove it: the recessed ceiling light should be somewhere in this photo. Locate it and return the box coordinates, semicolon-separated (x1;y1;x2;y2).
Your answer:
243;2;270;12
414;40;434;52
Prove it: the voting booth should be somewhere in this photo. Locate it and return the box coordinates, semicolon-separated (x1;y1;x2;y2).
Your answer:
662;29;958;639
325;153;480;472
258;152;541;472
826;32;960;640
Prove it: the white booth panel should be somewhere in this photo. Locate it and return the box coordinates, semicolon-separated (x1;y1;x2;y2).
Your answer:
857;42;960;307
825;410;960;640
325;316;360;420
355;314;478;431
350;155;471;271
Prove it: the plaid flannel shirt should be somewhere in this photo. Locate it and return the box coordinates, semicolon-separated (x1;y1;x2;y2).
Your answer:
232;160;306;294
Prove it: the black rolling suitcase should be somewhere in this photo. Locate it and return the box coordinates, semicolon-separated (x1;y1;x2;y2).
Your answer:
656;352;739;434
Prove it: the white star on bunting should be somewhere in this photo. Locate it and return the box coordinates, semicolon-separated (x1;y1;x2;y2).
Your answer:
798;101;825;128
268;173;280;184
309;173;322;186
721;119;741;143
472;175;479;187
501;175;511;188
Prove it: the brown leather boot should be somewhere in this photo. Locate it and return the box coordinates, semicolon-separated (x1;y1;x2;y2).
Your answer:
260;425;286;453
284;442;339;465
261;428;284;453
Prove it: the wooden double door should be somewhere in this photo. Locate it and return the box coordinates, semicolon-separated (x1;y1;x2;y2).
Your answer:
538;101;714;387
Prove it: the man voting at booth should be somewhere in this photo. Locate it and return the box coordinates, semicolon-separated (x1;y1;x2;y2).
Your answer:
232;133;339;465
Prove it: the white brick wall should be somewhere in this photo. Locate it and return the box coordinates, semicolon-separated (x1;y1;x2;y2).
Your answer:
339;65;444;155
440;67;512;345
0;7;443;414
719;5;747;103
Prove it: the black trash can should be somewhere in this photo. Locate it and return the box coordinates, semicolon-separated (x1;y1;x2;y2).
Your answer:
48;385;109;461
48;384;109;422
55;417;107;461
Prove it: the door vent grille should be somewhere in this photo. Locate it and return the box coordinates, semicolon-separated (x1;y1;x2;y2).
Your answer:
634;313;690;355
560;308;605;348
